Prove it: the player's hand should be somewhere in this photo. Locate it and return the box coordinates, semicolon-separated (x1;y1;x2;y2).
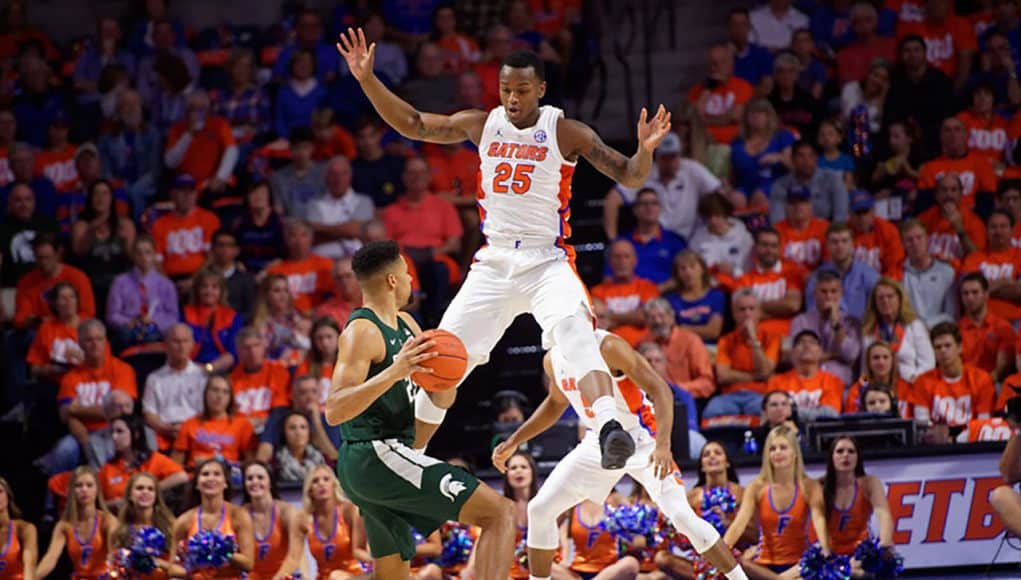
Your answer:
637;104;672;154
391;334;437;378
337;27;376;82
491;439;516;474
649;444;673;480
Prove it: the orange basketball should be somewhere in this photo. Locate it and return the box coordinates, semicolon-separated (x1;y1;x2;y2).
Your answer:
412;329;468;392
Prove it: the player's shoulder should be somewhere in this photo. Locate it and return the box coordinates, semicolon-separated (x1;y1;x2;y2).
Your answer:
397;311;423;334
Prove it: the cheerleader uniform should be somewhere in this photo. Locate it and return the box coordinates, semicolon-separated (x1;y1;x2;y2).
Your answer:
307;507;364;578
0;522;24;579
568;505;619;578
66;514;108;579
756;483;810;573
188;505;238;580
827;479;873;556
248;504;289;580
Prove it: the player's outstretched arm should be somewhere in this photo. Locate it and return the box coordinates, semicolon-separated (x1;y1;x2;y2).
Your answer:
560;105;672;188
491;354;570;473
337;28;487;144
325;319;437;426
602;335;675;479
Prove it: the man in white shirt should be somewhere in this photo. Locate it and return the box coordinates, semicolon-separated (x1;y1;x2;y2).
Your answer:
604;132;722;240
750;0;809;50
306;156;375;259
142;323;205;450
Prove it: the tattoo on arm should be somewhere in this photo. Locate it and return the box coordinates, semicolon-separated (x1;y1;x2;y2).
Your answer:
584;134;632;182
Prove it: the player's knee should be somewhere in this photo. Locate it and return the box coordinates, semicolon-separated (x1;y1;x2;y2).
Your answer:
617;555;641;575
551;315;607;379
479;494;515;530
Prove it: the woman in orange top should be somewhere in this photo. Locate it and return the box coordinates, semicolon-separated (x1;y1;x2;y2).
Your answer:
37;467;118;579
170;458;255;579
819;437;893;568
184;268;242;374
26;282;84;385
564;497;641;579
241;460;299;579
172;375;256;470
99;415;188;509
279;465;368;579
845;341;915;418
110;472;185;578
723;424;829;575
296;317;340;406
0;476;37;580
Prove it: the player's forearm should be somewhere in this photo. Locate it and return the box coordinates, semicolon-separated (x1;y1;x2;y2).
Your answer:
504;398;567;447
359;74;427;139
325;367;408;425
648;388;674;450
620;147;654;188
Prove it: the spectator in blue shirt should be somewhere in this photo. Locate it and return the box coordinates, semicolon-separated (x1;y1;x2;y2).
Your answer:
351;118;406;207
619;188;687;286
792;28;827;99
274;49;327;138
126;0;185;57
728;7;774;93
73;18;136;108
12;56;65;148
382;0;443;49
0;143;58;217
98;90;162;218
805;222;880;320
663;250;726;345
730;98;795;205
273;10;339;83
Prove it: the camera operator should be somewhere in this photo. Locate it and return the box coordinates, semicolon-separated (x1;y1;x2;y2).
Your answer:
990;395;1021;536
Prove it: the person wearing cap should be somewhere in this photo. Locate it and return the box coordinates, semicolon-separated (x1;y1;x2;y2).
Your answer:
151;173;222;295
805;222;880;320
790;269;863;387
773;184;828;270
848;190;904;278
270;127;327;219
604;130;722;241
0;142;58;218
895;219;958;328
961;209;1021;324
768;140;849;225
164;90;238;193
917;117;998;214
34;112;78;193
765;329;843;420
918;172;986;268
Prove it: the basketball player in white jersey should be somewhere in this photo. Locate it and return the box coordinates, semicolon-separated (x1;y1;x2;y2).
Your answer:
338;28;672;470
492;330;748;580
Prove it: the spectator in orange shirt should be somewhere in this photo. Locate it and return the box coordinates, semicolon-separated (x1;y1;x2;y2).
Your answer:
704;289;781;419
591;240;659;346
164;90;239;194
913;322;995;430
767;329;844;419
229;326;291;432
957;83;1009;168
265;219;334;313
723;227;803;337
918;173;986;266
151;173;222;294
44;319;137;475
958;272;1016;382
171;374;255;470
98;414;186;510
687;44;754;145
961;210;1021;323
315;257;362;327
774;187;829;271
311;107;356;162
424;141;481;264
836;3;898;85
34;113;78;193
26;282;85;386
638;298;714;399
433;5;480;74
848;191;905;277
14;231;96;330
918;117;998;212
898;0;977;87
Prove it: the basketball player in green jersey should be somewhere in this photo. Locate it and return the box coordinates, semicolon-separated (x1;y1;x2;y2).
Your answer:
325;240;516;579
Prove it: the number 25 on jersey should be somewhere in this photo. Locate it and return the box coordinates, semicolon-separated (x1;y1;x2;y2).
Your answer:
492;162;535;194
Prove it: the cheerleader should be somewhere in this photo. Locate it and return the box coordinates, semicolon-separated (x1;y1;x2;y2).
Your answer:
170;459;254;579
723;425;829;578
37;467;117;579
563;496;641;580
110;472;185;578
241;461;300;579
628;485;669;580
0;476;37;579
279;465;367;579
407;529;442;580
818;437;894;577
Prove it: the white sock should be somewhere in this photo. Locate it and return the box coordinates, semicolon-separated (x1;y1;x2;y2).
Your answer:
529;576;551;580
725;564;749;580
591;396;617;430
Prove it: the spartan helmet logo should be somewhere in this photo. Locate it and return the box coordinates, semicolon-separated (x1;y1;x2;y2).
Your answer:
439;473;466;502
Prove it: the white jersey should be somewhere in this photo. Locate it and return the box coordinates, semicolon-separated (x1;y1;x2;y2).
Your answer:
549;330;657;436
478;105;576;248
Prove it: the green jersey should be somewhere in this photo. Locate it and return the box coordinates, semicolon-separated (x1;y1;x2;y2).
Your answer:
340;308;418;444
